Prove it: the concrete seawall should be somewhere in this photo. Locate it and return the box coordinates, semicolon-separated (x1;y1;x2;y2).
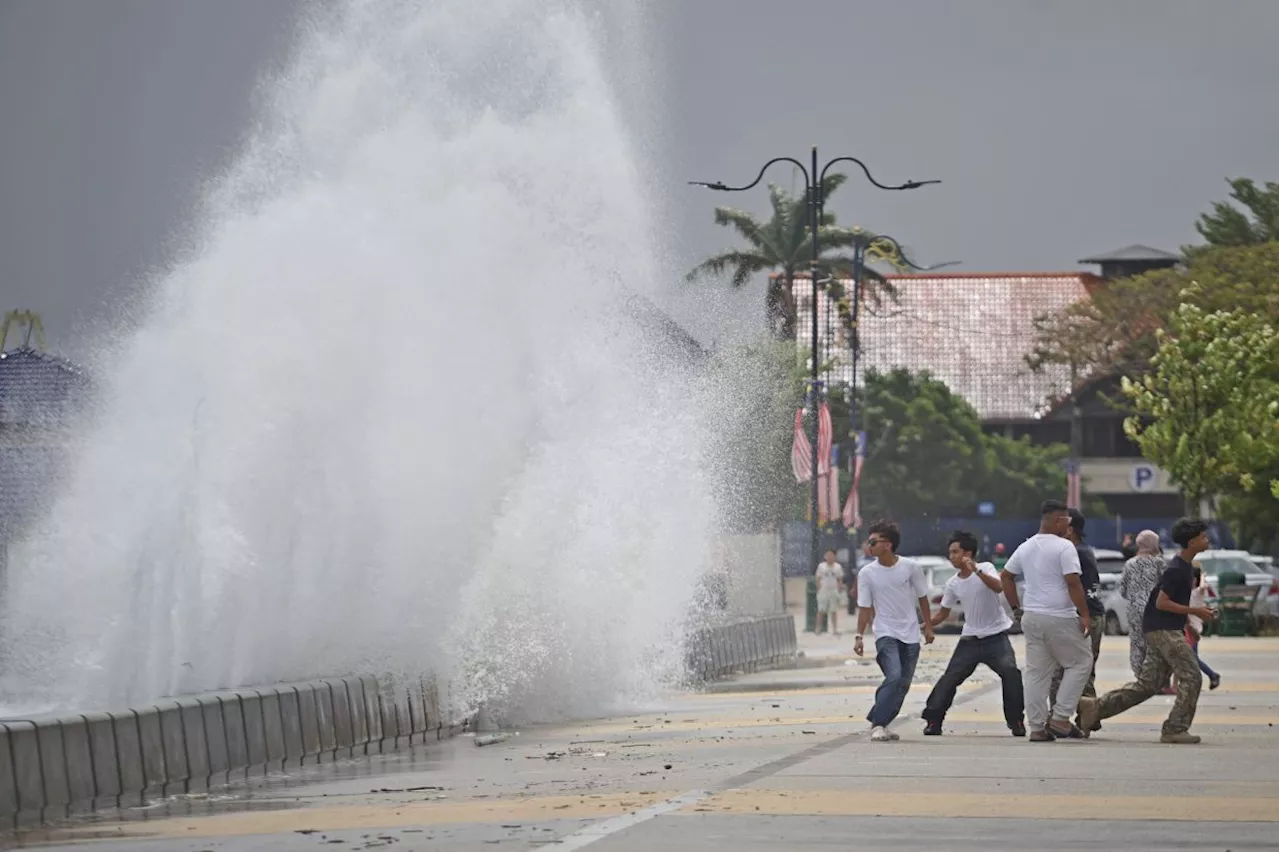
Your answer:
0;614;796;828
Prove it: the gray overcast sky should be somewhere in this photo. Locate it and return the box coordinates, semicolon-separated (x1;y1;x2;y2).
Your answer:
1;0;1276;350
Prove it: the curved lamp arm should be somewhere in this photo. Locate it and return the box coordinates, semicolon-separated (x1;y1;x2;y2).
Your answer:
688;156;812;193
818;156;940;192
863;232;959;272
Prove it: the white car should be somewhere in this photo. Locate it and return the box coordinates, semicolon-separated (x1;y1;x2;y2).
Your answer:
1103;549;1276;634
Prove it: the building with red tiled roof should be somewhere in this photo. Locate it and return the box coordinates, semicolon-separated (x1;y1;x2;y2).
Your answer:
788;268;1187;520
792;271;1099;422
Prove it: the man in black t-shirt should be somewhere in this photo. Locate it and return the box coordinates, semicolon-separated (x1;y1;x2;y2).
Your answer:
1049;510;1107;734
1078;518;1215;744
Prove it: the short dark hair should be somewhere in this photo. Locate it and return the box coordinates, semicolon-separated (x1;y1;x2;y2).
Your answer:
824;548;836;556
1171;517;1209;548
948;530;978;557
867;519;901;552
1040;499;1068;515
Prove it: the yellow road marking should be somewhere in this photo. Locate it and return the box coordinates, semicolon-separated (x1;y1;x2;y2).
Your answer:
682;789;1278;822
950;712;1277;726
57;792;677;841
687;682;982;700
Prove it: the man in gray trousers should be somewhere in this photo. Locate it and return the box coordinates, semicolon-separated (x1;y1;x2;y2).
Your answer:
1001;499;1094;741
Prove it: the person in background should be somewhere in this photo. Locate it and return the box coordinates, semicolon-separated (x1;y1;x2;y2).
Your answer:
815;549;845;635
1121;532;1138;560
1078;518;1215;744
991;542;1008;571
1119;530;1166;678
1049;509;1106;735
921;530;1025;737
1186;560;1221;690
1000;500;1093;742
845;540;871;616
854;520;935;741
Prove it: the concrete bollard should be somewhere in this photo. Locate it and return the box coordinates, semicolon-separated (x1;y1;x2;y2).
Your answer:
236;691;268;776
195;696;229;789
313;682;339;761
291;684;322;763
342;678;369;753
257;689;287;773
176;699;210;793
217;694;249;783
155;702;189;797
324;680;355;758
275;688;305;768
359;676;383;753
58;717;96;814
6;721;43;827
109;711;144;808
0;724;17;829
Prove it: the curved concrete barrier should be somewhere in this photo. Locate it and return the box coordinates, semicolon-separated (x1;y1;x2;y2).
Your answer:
684;613;797;683
0;674;453;829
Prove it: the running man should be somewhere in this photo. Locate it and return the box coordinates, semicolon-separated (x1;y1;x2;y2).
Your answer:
1079;518;1215;744
854;520;935;741
1000;499;1094;742
921;531;1026;737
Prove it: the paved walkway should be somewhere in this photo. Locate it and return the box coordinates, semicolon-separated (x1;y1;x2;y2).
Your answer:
20;635;1279;851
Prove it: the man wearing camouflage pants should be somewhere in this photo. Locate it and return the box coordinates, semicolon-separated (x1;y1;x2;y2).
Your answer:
1078;518;1215;744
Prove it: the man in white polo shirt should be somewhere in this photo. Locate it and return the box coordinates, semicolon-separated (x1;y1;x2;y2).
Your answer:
921;530;1026;737
854;519;935;742
1000;499;1094;741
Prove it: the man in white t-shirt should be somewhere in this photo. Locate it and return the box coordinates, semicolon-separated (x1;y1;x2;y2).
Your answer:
854;520;935;742
922;530;1026;737
815;549;845;634
1000;499;1094;741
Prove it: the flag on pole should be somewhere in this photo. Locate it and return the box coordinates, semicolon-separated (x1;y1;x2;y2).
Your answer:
790;409;812;483
842;431;865;529
827;447;840;524
1066;458;1081;509
817;401;833;476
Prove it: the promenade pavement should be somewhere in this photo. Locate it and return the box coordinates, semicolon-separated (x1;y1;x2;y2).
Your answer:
18;633;1278;851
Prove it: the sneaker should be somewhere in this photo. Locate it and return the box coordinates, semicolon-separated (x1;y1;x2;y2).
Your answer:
1009;721;1027;737
887;729;900;741
1209;674;1221;690
923;721;943;736
870;726;891;742
1076;697;1100;733
1160;732;1201;744
1028;729;1054;742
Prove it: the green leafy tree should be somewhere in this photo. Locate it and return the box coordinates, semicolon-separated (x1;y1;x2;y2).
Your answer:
1191;177;1278;249
848;369;1094;521
686;175;899;340
1122;303;1279;514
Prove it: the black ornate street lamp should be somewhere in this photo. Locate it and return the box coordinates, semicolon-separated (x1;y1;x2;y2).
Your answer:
690;147;939;581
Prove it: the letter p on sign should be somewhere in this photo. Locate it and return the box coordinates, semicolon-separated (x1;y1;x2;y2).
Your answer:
1130;464;1156;492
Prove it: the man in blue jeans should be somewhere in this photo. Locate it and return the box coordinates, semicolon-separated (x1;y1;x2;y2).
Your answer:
854;519;935;741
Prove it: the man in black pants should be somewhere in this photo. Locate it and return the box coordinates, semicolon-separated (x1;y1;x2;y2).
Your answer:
922;531;1026;737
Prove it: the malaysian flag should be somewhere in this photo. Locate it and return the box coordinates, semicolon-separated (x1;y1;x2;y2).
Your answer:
842;431;865;530
790;409;812;483
817;401;833;476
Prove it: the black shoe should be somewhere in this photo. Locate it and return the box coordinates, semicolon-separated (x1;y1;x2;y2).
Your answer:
923;721;943;736
1209;674;1221;690
1010;721;1026;737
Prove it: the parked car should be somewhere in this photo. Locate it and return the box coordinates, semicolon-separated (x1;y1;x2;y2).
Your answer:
1103;549;1277;634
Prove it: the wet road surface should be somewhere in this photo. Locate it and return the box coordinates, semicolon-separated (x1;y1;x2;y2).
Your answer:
13;635;1278;851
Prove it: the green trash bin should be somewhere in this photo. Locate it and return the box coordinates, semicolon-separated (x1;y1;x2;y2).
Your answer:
1216;571;1255;637
805;577;818;633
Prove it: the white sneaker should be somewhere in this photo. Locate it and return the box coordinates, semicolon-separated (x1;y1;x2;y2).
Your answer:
870;726;891;741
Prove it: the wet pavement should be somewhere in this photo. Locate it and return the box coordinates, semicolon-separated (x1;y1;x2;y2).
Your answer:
12;634;1278;851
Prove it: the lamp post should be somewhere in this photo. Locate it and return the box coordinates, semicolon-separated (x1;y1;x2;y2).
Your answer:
691;147;938;583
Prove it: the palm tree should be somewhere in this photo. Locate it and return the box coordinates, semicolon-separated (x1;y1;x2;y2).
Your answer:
686;174;900;339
